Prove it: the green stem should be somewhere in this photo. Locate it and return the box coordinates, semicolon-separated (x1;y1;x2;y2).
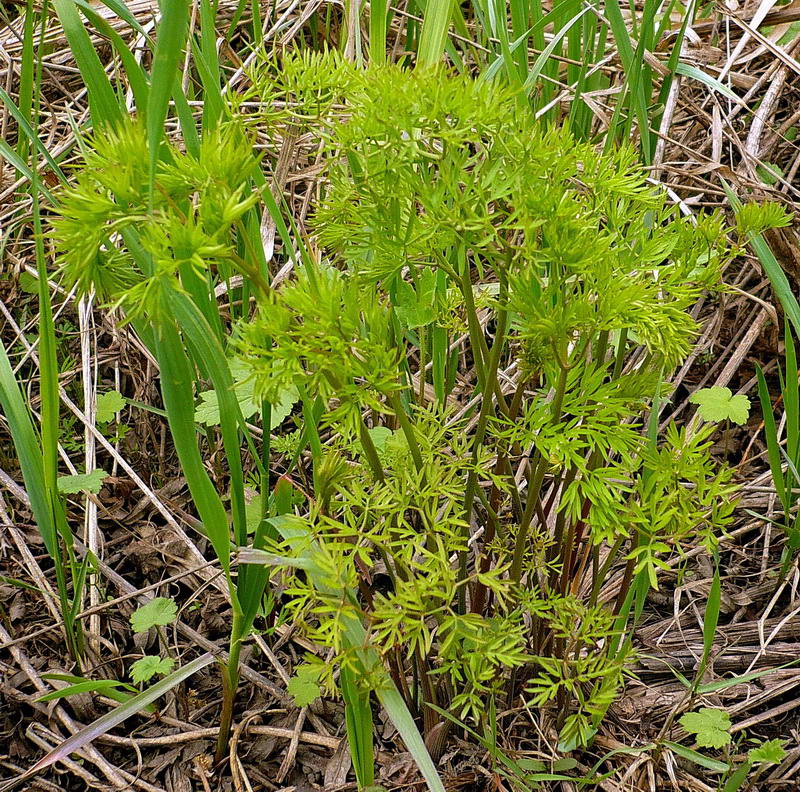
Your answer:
358;416;386;483
215;609;244;764
459;248;488;391
418;325;427;405
611;328;628;380
510;358;569;584
589;535;626;607
458;287;508;613
388;391;423;473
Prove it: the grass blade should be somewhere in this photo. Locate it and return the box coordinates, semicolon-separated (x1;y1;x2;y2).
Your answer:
0;89;66;185
757;364;788;510
146;0;190;188
522;7;591;97
675;63;742;104
723;182;800;338
51;0;122;127
154;323;232;577
785;323;798;466
341;665;375;787
697;562;720;684
25;653;215;778
77;3;151;112
167;292;248;553
370;0;388;64
0;140;51;199
417;0;454;68
664;741;729;773
196;0;225;130
35;679;132;702
0;346;55;557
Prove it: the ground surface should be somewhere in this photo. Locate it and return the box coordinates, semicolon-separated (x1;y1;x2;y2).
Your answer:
2;1;800;790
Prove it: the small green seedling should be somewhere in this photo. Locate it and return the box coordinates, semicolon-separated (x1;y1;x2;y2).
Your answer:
130;597;178;633
690;387;751;425
722;738;786;791
130;655;175;685
756;323;800;575
680;707;732;749
57;469;108;494
95;390;126;422
286;662;324;708
129;598;177;689
747;738;786;764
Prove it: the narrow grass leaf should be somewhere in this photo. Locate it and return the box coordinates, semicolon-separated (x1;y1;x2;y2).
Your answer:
785;323;798;465
76;4;151;112
36;679;132;702
146;0;190;188
168;292;247;546
26;653;215;778
417;0;454;68
723;182;800;338
0;141;56;203
664;741;729;772
0;86;67;184
722;762;752;792
369;0;388;64
375;686;445;792
0;344;56;557
698;563;720;680
51;0;122;127
154;324;232;575
675;63;741;103
341;665;375;787
757;365;787;509
196;0;225;130
18;0;35;162
79;0;149;36
698;659;800;693
522;7;591;96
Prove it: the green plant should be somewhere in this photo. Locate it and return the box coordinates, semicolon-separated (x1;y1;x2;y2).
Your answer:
19;653;216;789
680;708;732;749
129;596;178;633
234;53;784;755
757;323;800;575
49;119;282;764
47;50;789;786
673;707;786;792
690;387;751;425
0;185;86;666
129;597;178;685
722;738;787;792
47;104;438;782
0;0;89;662
32;597;180;714
403;0;706;165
